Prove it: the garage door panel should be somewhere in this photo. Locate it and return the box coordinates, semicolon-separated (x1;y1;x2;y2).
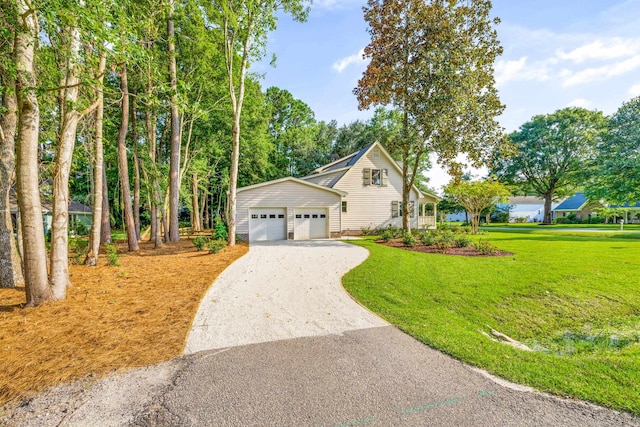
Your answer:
249;208;286;241
294;208;328;240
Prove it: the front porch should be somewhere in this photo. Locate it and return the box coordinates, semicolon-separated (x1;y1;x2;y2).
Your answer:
418;199;437;229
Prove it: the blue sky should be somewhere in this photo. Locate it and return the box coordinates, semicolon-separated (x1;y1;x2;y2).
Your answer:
252;0;640;191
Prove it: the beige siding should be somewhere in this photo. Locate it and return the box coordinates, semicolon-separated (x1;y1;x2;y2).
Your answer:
303;170;346;188
334;150;421;232
237;180;341;237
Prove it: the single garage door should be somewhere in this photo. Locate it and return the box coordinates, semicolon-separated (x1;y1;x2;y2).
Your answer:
249;208;287;241
294;208;328;240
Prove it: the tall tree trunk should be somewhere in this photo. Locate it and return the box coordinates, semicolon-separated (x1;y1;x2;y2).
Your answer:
145;107;162;248
401;145;411;233
86;52;107;266
100;165;111;244
191;173;201;231
15;0;50;305
131;96;141;241
167;0;180;242
543;188;554;225
0;61;25;288
117;64;139;252
50;23;82;298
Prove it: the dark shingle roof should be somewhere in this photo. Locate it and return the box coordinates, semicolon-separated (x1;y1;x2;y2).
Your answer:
554;193;588;211
314;143;374;174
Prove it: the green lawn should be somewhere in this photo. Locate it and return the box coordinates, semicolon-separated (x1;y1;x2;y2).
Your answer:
480;222;640;231
343;231;640;415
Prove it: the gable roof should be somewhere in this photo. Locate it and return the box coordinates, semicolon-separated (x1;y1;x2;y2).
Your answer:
7;192;92;214
508;196;545;205
237;176;347;196
609;201;640;209
310;143;375;175
303;141;441;201
554;193;589;211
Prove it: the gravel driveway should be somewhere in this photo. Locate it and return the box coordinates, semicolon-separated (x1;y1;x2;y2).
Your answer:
185;240;387;353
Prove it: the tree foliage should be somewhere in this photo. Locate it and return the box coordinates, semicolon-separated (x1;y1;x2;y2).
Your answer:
586;96;640;205
355;0;504;232
492;107;608;224
444;177;510;234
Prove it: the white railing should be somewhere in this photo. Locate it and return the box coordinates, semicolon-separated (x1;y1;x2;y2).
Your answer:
418;216;436;228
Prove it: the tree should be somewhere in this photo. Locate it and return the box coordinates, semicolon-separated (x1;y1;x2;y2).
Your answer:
166;0;181;242
586;96;640;205
444;177;510;234
492;107;607;224
0;4;25;288
14;0;50;306
208;0;310;246
355;0;504;233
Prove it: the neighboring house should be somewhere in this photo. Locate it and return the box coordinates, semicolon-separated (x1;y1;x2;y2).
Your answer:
608;201;640;223
236;142;440;241
552;193;600;220
9;193;93;236
497;196;563;223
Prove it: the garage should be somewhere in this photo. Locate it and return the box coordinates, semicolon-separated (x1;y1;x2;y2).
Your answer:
294;208;329;240
249;208;287;241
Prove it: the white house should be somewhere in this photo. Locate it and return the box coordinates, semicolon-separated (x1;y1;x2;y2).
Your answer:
236;142;440;241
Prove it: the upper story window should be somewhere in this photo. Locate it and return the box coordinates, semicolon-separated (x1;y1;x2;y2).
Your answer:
363;168;387;187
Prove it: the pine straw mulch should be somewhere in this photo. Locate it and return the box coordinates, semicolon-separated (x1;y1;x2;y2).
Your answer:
377;238;513;257
0;239;248;408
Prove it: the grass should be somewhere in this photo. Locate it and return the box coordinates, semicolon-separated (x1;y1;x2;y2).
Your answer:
480;222;640;231
343;231;640;415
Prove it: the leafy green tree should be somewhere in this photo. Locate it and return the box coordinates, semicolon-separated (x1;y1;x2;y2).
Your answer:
586;96;640;205
444;177;510;234
492;107;608;224
204;0;310;247
355;0;504;233
265;86;317;178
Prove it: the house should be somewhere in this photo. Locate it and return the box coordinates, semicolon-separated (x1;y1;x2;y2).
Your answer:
8;192;93;236
497;196;563;223
236;142;440;241
608;201;640;223
552;193;600;220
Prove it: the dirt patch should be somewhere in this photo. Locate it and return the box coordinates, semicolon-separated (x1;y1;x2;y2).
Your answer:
377;238;513;257
0;239;248;408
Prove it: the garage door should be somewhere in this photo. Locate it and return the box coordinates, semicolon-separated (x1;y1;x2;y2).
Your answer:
294;208;328;240
249;208;287;241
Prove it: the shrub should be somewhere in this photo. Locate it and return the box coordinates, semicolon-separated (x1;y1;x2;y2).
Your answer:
106;243;120;266
193;236;209;251
360;225;373;236
454;235;472;248
69;220;89;237
461;226;472;234
69;238;88;264
381;230;394;242
208;239;227;254
420;232;437;246
214;218;228;240
434;237;452;253
402;232;416;247
411;228;421;236
473;239;498;255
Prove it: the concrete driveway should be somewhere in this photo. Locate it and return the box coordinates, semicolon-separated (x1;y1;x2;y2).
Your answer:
185;240;387;353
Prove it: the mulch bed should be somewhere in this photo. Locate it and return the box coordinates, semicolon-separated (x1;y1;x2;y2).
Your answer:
377;238;513;257
0;239;248;408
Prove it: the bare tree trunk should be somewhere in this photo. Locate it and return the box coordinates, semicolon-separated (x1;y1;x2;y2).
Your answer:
191;173;201;231
50;23;82;298
86;52;107;266
15;0;50;305
543;187;554;224
100;165;111;244
167;0;180;242
117;64;139;252
145;106;162;248
401;144;410;233
131;96;141;241
0;60;25;288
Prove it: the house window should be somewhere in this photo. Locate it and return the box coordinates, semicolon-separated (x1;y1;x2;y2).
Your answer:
251;214;258;219
392;201;415;218
362;168;388;186
260;214;267;219
295;214;302;218
278;214;284;218
371;169;381;186
342;201;347;213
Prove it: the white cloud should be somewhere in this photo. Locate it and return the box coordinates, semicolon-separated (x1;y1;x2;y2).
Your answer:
494;56;553;86
556;38;639;63
629;84;640;97
332;48;366;73
312;0;361;10
562;54;640;86
566;98;592;108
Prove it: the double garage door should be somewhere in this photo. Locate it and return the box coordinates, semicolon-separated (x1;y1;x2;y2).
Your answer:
248;207;328;241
